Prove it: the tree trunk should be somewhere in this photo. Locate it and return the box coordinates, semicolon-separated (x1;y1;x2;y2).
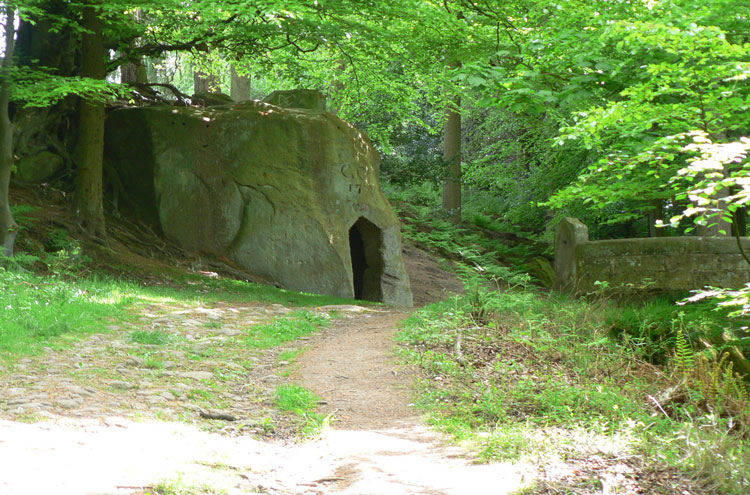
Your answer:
193;70;218;94
647;199;664;237
121;60;147;84
733;206;747;237
230;65;251;102
75;2;106;239
442;93;462;224
120;8;147;84
0;6;17;256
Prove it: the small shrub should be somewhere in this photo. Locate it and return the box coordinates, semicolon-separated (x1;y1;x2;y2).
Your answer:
605;299;723;364
43;227;73;252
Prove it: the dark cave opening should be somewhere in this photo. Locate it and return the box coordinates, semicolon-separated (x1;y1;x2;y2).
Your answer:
349;225;367;299
348;217;384;302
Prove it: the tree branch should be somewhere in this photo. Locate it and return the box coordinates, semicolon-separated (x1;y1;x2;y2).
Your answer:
334;41;361;100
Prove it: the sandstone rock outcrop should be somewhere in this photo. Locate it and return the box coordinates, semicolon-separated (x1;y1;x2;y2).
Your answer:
105;97;413;306
263;89;327;111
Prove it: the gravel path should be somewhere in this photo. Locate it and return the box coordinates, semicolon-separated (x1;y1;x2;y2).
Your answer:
1;301;301;435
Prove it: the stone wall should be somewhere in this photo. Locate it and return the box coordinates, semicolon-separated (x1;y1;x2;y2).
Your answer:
554;217;750;293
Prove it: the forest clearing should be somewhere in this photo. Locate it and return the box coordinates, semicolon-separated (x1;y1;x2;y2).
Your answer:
1;1;749;494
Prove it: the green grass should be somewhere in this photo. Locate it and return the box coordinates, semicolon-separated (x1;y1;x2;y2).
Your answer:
187;388;215;404
169;274;358;307
275;383;330;437
275;383;319;413
0;270;129;361
130;330;173;345
242;311;330;349
0;265;346;367
277;348;303;363
146;479;228;495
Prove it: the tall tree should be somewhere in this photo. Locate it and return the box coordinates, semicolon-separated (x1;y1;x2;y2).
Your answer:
193;69;218;94
119;8;146;84
442;89;461;223
230;65;251;102
75;1;106;239
0;4;17;256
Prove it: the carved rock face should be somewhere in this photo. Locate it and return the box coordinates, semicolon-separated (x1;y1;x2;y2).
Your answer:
104;99;413;306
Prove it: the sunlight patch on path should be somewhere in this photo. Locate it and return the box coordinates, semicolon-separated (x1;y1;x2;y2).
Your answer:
309;426;531;495
0;418;268;495
0;418;532;495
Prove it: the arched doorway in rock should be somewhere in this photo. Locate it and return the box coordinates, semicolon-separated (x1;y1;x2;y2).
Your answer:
348;217;384;302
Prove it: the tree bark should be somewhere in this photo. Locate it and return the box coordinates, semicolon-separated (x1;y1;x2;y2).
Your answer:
121;60;147;84
733;206;747;237
75;2;107;239
0;6;18;257
230;65;251;102
647;199;664;237
120;8;147;84
193;70;219;94
442;93;462;224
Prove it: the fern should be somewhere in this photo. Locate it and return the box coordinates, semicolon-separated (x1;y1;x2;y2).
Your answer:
9;204;37;231
675;327;695;375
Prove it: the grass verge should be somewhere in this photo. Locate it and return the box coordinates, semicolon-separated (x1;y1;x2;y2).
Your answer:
0;266;343;367
242;310;331;350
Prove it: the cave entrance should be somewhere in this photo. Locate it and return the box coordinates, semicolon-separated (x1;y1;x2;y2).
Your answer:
348;217;384;302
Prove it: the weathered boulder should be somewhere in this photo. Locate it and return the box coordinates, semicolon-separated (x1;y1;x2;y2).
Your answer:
190;91;234;106
263;89;327;111
13;151;64;183
104;99;413;306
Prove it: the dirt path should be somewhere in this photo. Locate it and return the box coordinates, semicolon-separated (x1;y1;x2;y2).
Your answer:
286;309;529;494
0;248;532;495
294;309;417;429
0;304;529;495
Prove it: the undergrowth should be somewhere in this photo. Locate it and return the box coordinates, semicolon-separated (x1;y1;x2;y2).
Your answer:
385;182;749;493
399;289;750;493
384;182;552;285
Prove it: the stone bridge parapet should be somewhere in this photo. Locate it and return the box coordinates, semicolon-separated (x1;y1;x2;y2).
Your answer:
554;217;750;293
